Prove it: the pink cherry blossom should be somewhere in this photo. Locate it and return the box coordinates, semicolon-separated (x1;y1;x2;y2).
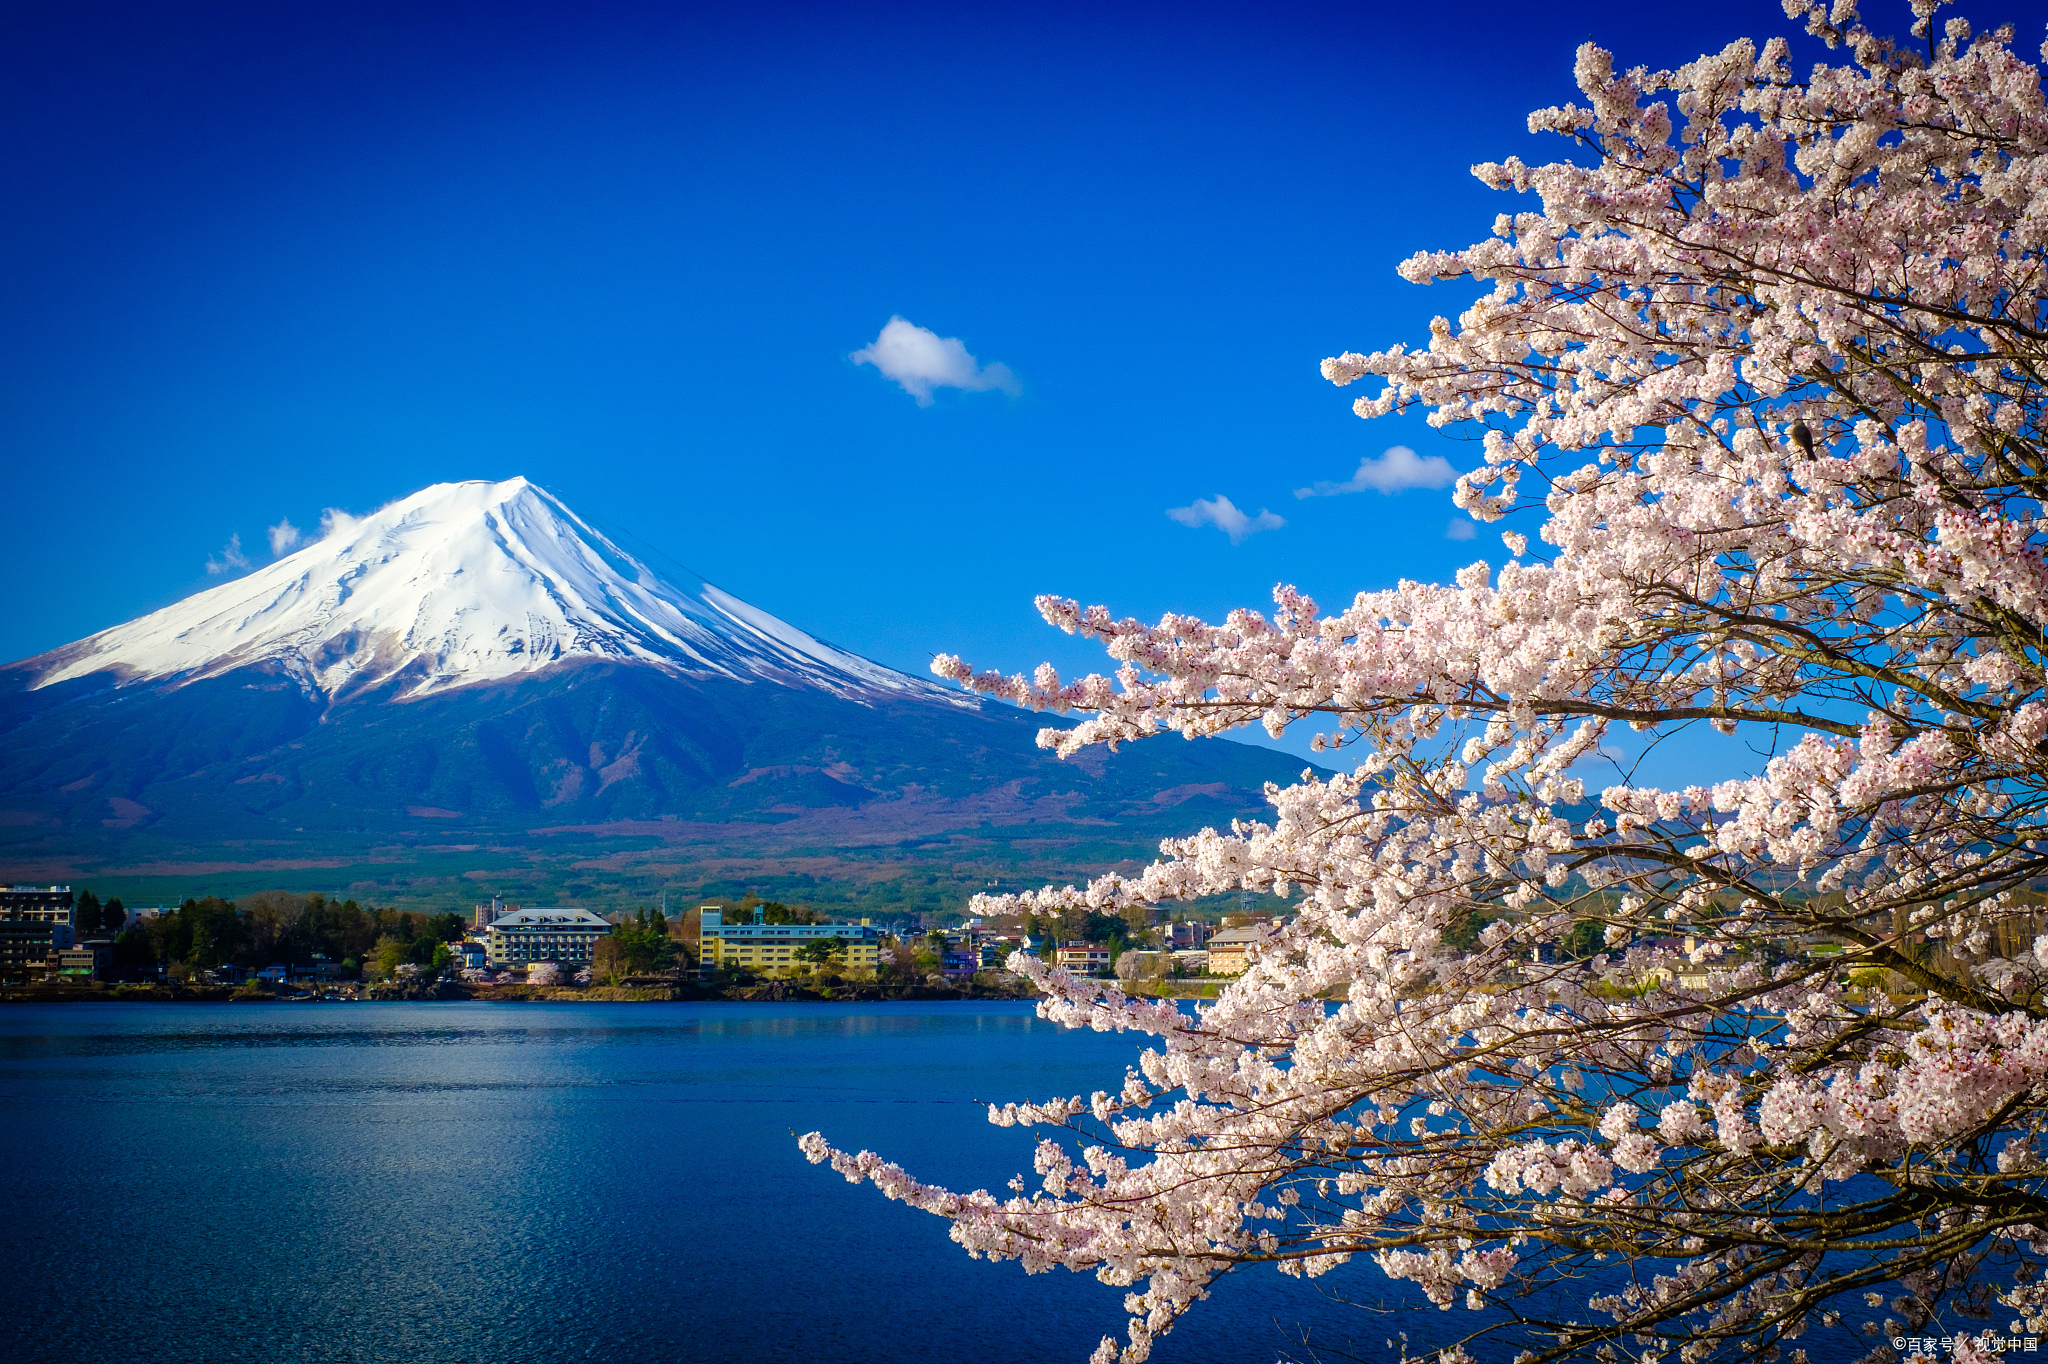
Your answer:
810;5;2048;1360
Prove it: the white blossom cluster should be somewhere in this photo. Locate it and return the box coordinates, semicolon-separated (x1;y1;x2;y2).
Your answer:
809;5;2048;1361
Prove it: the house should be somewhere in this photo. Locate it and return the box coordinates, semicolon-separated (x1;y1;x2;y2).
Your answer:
1055;943;1112;974
454;940;489;971
54;940;112;982
1164;921;1214;952
257;963;288;984
486;907;612;968
1204;924;1280;976
697;908;881;974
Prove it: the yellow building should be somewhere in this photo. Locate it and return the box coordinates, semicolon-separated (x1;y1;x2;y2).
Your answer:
698;907;881;973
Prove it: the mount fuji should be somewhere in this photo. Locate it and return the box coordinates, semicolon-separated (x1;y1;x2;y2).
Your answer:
0;478;1310;912
27;477;953;704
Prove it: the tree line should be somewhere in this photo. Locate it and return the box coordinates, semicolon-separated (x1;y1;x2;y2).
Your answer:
91;890;466;978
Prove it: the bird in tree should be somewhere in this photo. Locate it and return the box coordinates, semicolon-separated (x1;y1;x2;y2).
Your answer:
805;7;2048;1362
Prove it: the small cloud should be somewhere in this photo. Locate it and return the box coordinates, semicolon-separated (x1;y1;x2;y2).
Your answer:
318;508;361;540
1167;495;1284;544
205;533;252;575
1444;518;1477;541
1295;445;1458;498
852;316;1020;406
268;518;304;556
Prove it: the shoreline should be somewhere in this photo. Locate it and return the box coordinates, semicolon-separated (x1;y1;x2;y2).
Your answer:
0;981;1040;1005
0;977;1234;1004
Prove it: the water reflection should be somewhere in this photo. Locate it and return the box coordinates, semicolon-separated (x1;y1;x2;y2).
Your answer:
0;1001;1408;1364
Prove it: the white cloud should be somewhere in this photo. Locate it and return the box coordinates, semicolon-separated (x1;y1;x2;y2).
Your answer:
1444;518;1477;541
319;507;361;540
1167;495;1284;544
268;518;304;556
1295;445;1458;498
205;533;252;575
852;316;1020;406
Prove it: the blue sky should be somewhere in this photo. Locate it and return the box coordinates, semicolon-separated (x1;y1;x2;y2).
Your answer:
0;0;1973;776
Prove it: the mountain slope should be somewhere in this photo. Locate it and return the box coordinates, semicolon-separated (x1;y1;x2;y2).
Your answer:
0;479;1315;912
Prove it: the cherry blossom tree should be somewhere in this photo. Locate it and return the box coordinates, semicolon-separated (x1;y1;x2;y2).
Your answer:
804;5;2048;1362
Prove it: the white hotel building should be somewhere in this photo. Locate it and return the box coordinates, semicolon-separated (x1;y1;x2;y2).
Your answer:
485;907;612;969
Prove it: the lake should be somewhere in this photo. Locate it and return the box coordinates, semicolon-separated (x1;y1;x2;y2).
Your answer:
0;1001;1410;1364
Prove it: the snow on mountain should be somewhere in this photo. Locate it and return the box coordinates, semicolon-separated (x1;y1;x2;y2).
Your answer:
22;477;958;704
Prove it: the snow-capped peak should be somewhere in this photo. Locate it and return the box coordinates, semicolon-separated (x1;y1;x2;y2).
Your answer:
24;477;956;703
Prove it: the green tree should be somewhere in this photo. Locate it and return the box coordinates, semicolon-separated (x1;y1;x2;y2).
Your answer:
606;911;677;975
73;889;102;936
369;936;409;980
1119;903;1153;944
1559;917;1607;961
166;897;248;969
796;936;847;971
1440;907;1493;952
111;926;154;979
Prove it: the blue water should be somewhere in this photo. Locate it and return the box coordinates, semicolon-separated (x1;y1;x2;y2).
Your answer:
0;1002;1406;1364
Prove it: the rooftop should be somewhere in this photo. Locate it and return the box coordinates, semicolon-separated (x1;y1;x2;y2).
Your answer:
1207;925;1281;946
488;907;609;928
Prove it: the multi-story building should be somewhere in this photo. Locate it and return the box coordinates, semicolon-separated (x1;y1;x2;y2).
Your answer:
485;907;611;968
697;908;880;974
0;887;74;983
0;918;55;983
472;896;513;931
1164;920;1215;952
2;886;75;951
1055;943;1112;974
